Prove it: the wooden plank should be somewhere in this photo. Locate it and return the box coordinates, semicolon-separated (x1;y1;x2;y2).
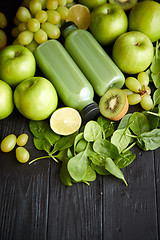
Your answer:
102;146;159;240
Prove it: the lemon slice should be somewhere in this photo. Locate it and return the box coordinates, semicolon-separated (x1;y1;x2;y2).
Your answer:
66;4;90;30
50;107;82;135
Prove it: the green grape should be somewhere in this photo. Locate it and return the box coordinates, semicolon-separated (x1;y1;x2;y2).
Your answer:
35;10;48;23
0;12;7;29
29;0;42;15
27;18;40;32
66;0;74;3
16;133;29;147
46;0;58;10
12;38;22;45
146;86;151;95
16;147;30;163
137;71;149;88
26;39;39;52
125;77;142;93
11;27;20;38
41;22;60;39
1;134;17;153
56;6;69;20
34;28;48;44
123;88;133;96
58;0;67;6
13;17;21;26
140;94;153;111
18;30;34;45
127;93;141;105
46;10;61;24
16;6;31;23
18;22;28;32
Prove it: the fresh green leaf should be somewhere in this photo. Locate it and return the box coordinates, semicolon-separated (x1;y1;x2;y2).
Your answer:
93;139;120;160
137;129;160;151
89;152;105;166
104;157;127;185
60;157;72;186
67;150;89;182
129;112;150;135
114;150;136;169
82;165;96;182
52;133;77;153
117;113;132;129
153;88;160;106
151;73;160;88
111;128;131;153
33;137;51;153
84;120;102;142
91;163;110;175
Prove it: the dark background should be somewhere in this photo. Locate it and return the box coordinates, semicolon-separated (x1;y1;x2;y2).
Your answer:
0;1;160;240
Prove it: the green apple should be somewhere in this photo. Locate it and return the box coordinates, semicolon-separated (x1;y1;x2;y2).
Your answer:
0;80;14;120
112;31;154;75
0;45;36;88
78;0;107;10
129;1;160;42
14;77;58;120
89;3;128;46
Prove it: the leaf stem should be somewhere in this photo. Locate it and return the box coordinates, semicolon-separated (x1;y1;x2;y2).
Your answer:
29;155;50;164
147;111;160;117
125;133;137;139
122;141;137;154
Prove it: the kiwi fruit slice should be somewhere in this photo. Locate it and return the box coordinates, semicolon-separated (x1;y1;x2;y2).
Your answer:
99;88;129;121
108;0;137;11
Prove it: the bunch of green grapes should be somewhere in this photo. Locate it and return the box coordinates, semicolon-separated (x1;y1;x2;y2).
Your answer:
1;133;30;163
123;71;153;111
11;0;75;52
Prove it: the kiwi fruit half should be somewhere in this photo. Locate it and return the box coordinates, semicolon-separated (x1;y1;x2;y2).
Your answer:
108;0;137;11
99;88;129;121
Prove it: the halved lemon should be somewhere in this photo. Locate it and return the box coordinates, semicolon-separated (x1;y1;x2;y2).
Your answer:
66;4;90;30
50;107;82;135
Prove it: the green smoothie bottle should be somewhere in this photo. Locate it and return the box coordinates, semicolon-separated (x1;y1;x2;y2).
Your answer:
63;23;125;97
34;40;99;121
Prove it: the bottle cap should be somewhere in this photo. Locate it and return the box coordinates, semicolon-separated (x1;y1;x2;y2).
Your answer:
81;102;100;122
61;22;78;39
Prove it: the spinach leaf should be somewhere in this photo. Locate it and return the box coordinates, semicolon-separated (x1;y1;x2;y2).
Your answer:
114;150;136;169
89;152;105;166
82;165;96;183
84;120;102;142
117;113;132;129
52;133;77;153
93;139;120;159
111;128;131;153
33;137;51;153
129;112;150;135
104;157;127;186
153;88;160;106
67;149;89;182
29;120;60;145
137;129;160;151
60;157;72;186
91;163;110;175
143;108;160;130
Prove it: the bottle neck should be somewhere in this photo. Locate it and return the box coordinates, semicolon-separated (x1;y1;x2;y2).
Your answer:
62;22;78;39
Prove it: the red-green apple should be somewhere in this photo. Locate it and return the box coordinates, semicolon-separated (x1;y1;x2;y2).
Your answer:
14;77;58;120
89;3;128;46
112;31;154;75
0;30;7;50
78;0;107;10
0;80;14;120
0;45;36;88
129;1;160;42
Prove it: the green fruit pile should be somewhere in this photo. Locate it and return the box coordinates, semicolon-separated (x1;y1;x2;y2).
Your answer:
11;0;75;52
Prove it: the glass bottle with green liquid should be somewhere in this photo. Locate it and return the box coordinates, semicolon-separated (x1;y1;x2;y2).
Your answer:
62;22;125;97
34;40;100;122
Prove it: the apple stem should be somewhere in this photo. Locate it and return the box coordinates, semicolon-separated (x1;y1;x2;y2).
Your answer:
135;42;141;47
15;50;21;57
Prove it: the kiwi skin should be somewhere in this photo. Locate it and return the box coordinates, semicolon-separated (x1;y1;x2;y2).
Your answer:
99;88;129;121
108;0;138;11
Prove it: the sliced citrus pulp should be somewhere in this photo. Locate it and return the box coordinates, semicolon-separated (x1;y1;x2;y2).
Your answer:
66;4;90;30
50;107;82;135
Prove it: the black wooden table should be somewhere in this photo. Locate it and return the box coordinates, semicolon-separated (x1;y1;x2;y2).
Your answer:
1;1;160;239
